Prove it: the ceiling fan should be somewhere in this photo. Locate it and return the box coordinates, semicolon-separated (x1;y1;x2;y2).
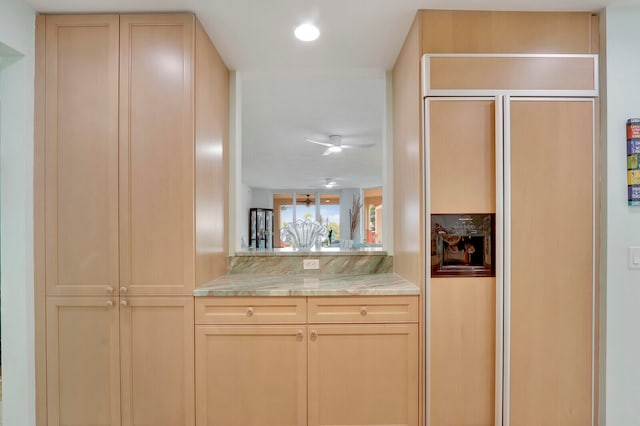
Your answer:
305;134;374;156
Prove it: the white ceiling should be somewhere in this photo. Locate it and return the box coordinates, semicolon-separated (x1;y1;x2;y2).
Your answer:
241;76;384;190
27;0;640;190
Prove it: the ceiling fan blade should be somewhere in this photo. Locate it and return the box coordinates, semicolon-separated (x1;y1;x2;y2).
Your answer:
341;144;375;149
305;138;333;147
322;148;334;156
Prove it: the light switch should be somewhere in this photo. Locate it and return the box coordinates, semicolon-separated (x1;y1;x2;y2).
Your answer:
629;247;640;269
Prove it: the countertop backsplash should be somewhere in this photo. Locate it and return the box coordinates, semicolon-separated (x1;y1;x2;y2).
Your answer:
228;253;393;275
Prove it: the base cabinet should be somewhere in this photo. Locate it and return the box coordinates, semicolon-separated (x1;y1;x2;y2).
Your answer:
307;324;418;426
120;297;195;426
46;296;194;426
195;296;419;426
46;297;121;426
195;326;307;426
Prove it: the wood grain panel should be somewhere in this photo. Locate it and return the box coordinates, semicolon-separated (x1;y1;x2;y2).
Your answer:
392;14;423;287
308;324;418;426
195;325;307;426
308;296;418;323
509;99;594;426
429;98;496;214
34;14;47;426
590;14;600;54
46;297;120;426
44;14;119;296
120;296;195;426
119;14;195;295
195;18;229;286
195;296;307;325
428;56;596;92
421;10;593;54
429;277;495;426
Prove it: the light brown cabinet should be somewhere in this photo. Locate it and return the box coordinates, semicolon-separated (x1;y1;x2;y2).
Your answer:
42;13;228;298
46;297;121;426
38;12;228;426
196;325;307;426
44;14;120;297
508;99;594;426
195;296;419;426
46;296;194;426
307;324;418;426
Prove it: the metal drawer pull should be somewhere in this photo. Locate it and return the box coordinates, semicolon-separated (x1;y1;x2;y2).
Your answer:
105;286;114;294
246;307;254;317
296;330;304;340
360;306;368;316
105;300;113;307
310;329;318;341
120;286;128;294
120;299;128;307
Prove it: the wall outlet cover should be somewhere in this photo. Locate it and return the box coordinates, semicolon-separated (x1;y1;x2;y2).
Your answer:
303;259;320;270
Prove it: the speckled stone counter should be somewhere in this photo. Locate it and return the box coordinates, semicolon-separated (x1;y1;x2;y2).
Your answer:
193;273;420;297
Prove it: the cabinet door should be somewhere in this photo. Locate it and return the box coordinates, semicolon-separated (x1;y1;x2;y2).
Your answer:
426;98;498;426
308;324;418;426
119;14;195;295
46;297;120;426
120;296;195;426
506;98;594;426
44;15;119;296
195;325;307;426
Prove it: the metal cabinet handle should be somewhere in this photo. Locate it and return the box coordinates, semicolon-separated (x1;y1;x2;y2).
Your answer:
105;300;113;307
120;299;128;307
120;286;128;294
296;330;304;340
246;307;254;317
105;286;114;294
310;329;318;341
360;306;368;316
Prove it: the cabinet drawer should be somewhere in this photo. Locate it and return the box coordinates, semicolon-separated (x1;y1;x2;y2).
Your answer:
308;296;418;324
195;297;307;324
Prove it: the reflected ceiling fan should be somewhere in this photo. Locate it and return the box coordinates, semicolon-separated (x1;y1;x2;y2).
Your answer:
305;134;374;156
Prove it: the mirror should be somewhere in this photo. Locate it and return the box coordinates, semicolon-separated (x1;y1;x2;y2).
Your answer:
234;74;389;252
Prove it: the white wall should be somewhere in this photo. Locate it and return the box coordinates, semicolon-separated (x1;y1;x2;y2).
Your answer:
602;7;640;426
250;188;274;209
238;183;252;249
0;0;36;425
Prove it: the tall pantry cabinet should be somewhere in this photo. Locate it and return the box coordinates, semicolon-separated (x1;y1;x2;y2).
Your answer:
35;13;229;426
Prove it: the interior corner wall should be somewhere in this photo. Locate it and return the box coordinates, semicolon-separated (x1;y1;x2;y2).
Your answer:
602;7;640;426
0;0;36;425
239;183;252;247
229;71;242;254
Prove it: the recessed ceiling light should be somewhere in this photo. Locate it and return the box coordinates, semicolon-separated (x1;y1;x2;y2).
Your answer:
295;23;320;42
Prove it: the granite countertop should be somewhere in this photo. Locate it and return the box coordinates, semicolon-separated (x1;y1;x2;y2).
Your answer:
234;248;387;257
193;273;420;297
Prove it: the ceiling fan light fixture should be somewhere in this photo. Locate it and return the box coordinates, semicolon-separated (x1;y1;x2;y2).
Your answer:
324;178;337;188
328;146;342;153
294;23;320;42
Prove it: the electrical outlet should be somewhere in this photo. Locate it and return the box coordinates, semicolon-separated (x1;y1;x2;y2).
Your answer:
303;259;320;270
